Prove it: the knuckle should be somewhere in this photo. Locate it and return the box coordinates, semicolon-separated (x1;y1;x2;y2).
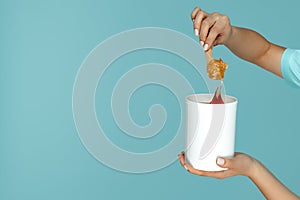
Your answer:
191;7;200;18
220;15;230;25
221;15;229;21
197;10;205;18
212;12;228;22
212;12;220;17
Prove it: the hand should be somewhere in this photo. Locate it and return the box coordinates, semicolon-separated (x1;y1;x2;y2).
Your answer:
178;151;258;179
191;7;233;51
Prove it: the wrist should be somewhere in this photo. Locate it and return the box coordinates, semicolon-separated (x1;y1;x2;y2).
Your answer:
223;26;236;47
247;158;263;180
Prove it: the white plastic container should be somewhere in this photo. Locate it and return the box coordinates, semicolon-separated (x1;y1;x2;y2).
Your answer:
185;94;238;171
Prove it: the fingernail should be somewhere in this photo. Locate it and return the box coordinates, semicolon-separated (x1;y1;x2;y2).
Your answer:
217;157;225;166
184;165;188;170
203;44;209;51
200;41;204;46
194;29;199;36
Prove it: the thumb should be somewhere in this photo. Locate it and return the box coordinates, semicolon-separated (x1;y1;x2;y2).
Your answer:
216;157;234;168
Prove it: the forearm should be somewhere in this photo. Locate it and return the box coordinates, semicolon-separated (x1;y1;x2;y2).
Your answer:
224;27;285;77
249;160;299;200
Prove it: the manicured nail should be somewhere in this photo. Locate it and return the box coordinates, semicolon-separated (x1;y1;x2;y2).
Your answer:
217;157;225;166
194;29;199;36
184;165;188;170
203;43;209;51
200;41;204;46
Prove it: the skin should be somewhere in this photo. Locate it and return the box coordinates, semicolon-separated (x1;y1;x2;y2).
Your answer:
179;152;256;179
191;7;285;77
179;7;300;200
178;152;299;200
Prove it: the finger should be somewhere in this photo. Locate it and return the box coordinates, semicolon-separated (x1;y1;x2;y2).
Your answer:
199;16;216;48
193;10;208;37
178;153;186;167
203;25;220;50
184;164;218;177
213;34;225;46
212;39;219;47
184;161;237;179
191;7;201;21
206;15;230;49
199;170;231;180
216;156;234;168
184;164;204;175
184;163;235;179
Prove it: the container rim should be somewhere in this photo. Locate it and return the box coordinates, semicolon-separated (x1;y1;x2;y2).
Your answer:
186;93;238;104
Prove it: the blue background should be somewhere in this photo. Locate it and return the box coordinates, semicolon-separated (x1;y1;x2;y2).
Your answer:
1;0;299;199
